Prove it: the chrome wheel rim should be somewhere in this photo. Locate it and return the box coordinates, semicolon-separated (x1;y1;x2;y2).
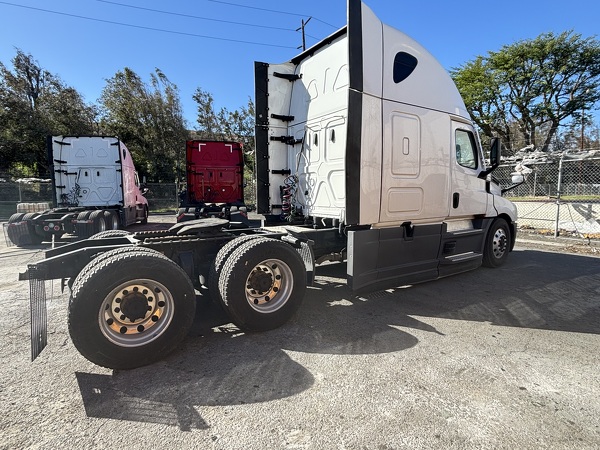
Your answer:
244;258;293;313
492;227;508;259
98;278;174;347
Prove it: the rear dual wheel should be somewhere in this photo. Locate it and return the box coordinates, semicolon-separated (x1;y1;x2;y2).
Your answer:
207;235;261;306
20;213;43;245
215;237;306;332
89;210;107;234
77;210;119;237
103;210;120;230
6;213;26;246
68;248;196;369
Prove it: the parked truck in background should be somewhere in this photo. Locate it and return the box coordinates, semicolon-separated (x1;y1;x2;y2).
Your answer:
176;140;247;223
19;0;519;370
6;136;149;246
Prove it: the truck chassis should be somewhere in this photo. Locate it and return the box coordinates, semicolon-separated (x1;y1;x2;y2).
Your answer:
21;219;319;369
21;214;512;370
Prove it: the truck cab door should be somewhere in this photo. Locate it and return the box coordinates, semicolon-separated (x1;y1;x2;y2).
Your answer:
449;121;488;217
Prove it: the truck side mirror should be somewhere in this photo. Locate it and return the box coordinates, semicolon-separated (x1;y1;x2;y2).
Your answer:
489;137;501;169
478;137;502;179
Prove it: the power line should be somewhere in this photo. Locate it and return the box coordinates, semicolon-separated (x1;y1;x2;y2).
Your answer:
207;0;340;29
96;0;297;32
0;1;296;49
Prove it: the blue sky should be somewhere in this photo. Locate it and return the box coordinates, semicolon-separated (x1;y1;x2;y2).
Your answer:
1;0;599;126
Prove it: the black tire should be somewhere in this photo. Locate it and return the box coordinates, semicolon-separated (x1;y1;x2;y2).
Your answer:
89;210;107;234
218;237;306;332
103;210;120;230
482;218;511;268
208;235;262;306
8;213;26;223
66;246;161;291
90;229;131;239
68;249;196;369
6;213;27;246
76;210;92;220
140;205;149;224
75;210;93;238
20;213;43;245
6;225;22;246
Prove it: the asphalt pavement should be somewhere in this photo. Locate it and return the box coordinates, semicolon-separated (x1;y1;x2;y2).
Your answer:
0;222;598;449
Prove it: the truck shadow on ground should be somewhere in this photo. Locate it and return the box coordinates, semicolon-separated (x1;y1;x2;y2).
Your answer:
75;248;600;430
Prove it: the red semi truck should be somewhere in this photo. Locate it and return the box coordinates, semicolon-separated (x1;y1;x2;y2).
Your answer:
176;140;247;223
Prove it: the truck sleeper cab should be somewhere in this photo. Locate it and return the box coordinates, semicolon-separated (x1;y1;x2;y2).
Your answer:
20;0;517;370
6;136;149;246
255;0;517;292
176;140;247;223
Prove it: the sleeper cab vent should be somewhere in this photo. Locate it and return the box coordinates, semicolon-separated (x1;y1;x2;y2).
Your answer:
393;52;418;84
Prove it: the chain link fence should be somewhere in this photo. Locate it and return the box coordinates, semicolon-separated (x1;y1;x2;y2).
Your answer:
2;160;597;240
0;180;54;220
0;179;257;220
143;183;181;212
143;181;256;213
496;157;600;239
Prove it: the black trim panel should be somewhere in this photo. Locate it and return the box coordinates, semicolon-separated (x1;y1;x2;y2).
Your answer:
345;90;363;225
254;61;270;214
346;89;363;225
347;224;442;293
348;0;364;92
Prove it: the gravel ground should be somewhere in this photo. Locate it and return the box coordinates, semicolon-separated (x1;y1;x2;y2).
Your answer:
0;217;598;449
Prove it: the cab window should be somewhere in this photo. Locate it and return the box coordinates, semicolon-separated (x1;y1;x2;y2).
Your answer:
455;129;478;169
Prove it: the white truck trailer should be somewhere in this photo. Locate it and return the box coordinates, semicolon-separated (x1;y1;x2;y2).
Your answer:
20;0;519;370
6;136;149;246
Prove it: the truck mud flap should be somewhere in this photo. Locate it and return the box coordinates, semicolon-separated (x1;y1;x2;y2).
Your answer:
28;265;48;361
74;220;95;239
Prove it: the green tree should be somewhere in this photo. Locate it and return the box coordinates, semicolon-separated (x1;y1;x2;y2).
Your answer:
452;31;600;154
192;87;221;140
217;97;256;173
99;68;189;182
193;88;255;151
0;49;97;175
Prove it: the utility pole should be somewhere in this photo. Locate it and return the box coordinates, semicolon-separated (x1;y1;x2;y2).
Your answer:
297;17;312;51
581;89;590;150
581;105;585;150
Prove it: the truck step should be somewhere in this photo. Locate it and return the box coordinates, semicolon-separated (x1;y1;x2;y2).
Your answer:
445;228;483;237
441;251;482;265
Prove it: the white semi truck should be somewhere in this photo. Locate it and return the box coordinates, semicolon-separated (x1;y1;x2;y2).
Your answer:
20;0;519;370
6;136;149;246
